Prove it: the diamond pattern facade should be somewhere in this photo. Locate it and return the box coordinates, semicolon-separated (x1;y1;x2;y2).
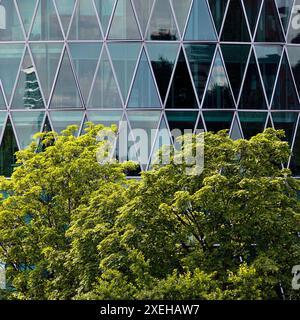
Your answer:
1;0;300;176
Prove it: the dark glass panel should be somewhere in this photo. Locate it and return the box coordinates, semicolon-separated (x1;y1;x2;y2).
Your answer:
255;45;282;102
166;111;198;134
30;0;64;40
185;44;215;105
208;0;228;34
275;0;294;33
68;0;102;40
239;52;268;110
11;49;44;109
147;43;179;102
147;0;178;40
16;0;37;35
272;112;298;144
203;51;235;109
0;119;18;177
287;46;300;94
221;44;250;100
290;121;300;175
239;112;267;139
171;0;193;36
54;0;76;35
272;53;300;110
108;0;141;39
221;0;250;42
128;50;161;108
132;0;154;36
203;111;234;132
255;0;284;42
243;0;263;35
166;49;198;109
287;0;300;43
184;0;217;41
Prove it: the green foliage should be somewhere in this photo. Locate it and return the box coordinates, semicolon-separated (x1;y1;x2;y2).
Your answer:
0;127;299;300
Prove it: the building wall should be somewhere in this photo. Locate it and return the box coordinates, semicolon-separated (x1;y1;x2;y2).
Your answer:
0;0;300;176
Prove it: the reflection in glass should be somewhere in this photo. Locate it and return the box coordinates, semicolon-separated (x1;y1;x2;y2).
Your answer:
0;90;5;110
272;112;298;144
166;111;198;133
11;111;44;149
243;0;262;35
221;0;250;42
275;0;293;32
166;49;198;109
230;116;243;140
86;110;123;127
185;0;216;41
30;0;63;40
208;0;228;34
203;51;235;109
50;110;84;135
239;53;267;109
50;50;82;109
68;0;102;40
170;0;192;36
69;43;102;103
132;0;154;36
221;44;250;100
255;45;282;102
109;43;141;101
287;46;300;94
272;53;300;110
89;48;122;109
239;112;267;139
255;0;284;42
147;43;179;102
108;0;141;39
128;50;161;108
16;0;37;35
287;0;300;43
54;0;76;35
94;0;116;35
203;111;234;132
147;0;178;40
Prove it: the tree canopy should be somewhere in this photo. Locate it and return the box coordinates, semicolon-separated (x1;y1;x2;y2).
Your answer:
0;125;299;300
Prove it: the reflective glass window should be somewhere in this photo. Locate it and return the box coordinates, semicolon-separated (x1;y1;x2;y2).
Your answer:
272;112;298;144
239;112;267;139
287;0;300;43
203;111;234;132
287;46;300;94
49;110;84;135
208;0;228;34
94;0;116;35
132;0;154;36
243;0;262;35
16;0;37;35
171;0;192;36
54;0;76;35
276;0;294;33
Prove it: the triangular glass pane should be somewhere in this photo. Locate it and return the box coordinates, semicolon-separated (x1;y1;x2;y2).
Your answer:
287;46;300;94
171;0;192;36
289;122;300;175
272;112;298;145
0;118;19;177
184;0;217;40
272;53;300;110
166;111;198;134
149;116;172;168
255;45;282;103
128;110;161;167
0;44;24;103
68;0;102;40
147;43;179;102
239;52;268;109
11;49;44;109
109;42;141;101
203;111;234;132
203;51;235;109
239;112;267;139
147;0;179;40
54;0;76;35
11;111;44;149
0;0;24;40
50;50;83;109
208;0;228;34
132;0;154;36
0;88;6;110
0;112;6;135
50;110;84;135
16;0;37;36
166;49;198;109
69;43;102;103
255;0;284;42
86;110;123;127
88;47;123;109
276;0;294;33
30;43;63;103
243;0;263;35
30;0;64;40
108;0;141;39
94;0;116;35
221;0;250;41
287;0;300;43
185;44;215;105
221;44;250;100
230;116;243;140
128;50;161;108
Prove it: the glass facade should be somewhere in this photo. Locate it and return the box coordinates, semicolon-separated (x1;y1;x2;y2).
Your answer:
0;0;300;176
